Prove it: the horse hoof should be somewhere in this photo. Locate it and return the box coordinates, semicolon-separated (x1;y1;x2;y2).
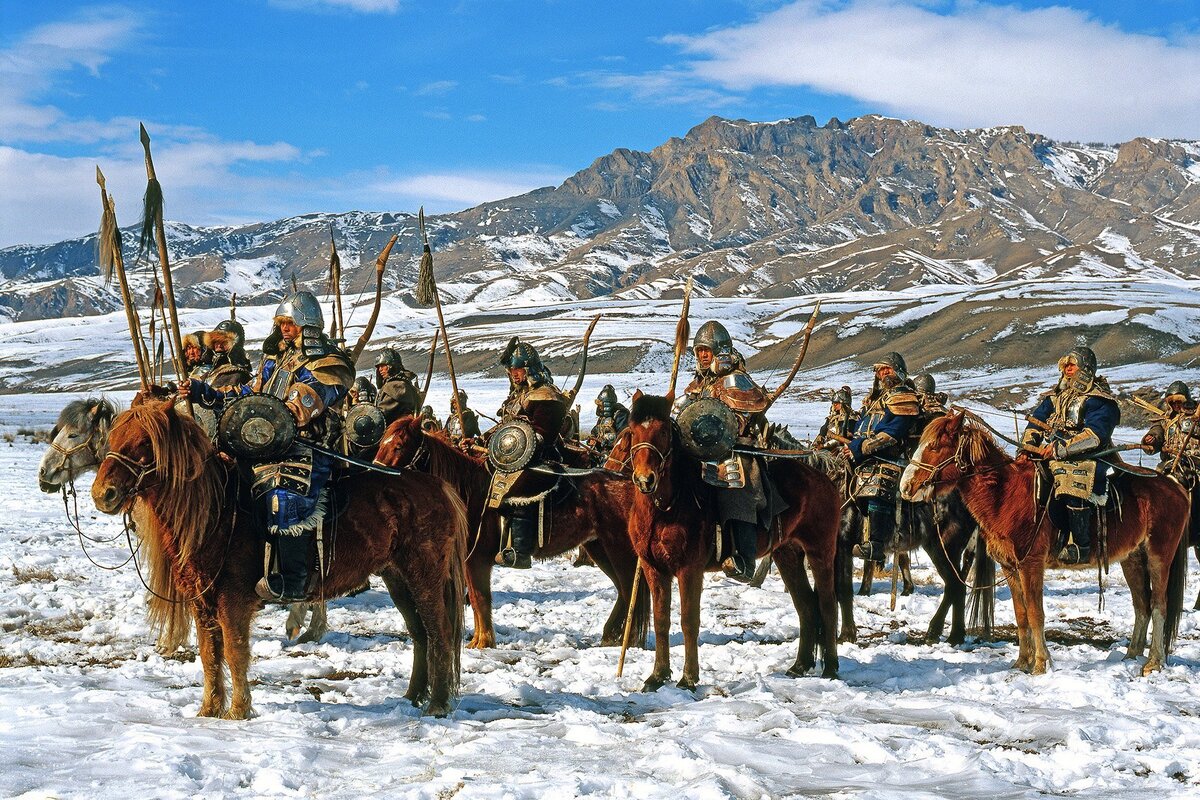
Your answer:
221;706;253;721
197;705;222;718
1141;661;1164;677
641;676;668;692
424;701;452;717
901;588;913;597
676;677;698;691
821;665;839;680
286;626;301;641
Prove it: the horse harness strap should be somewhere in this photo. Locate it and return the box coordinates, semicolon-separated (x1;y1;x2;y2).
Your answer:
103;450;159;495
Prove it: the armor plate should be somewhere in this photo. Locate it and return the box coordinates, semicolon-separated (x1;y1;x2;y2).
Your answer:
677;396;737;461
343;403;387;449
218;393;296;461
488;420;541;473
179;399;219;443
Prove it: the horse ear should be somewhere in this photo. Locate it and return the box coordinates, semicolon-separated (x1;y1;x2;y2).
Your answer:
632;388;643;403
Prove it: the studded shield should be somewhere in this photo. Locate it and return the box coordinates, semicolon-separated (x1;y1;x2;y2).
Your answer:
676;397;737;461
344;403;387;449
218;393;296;461
487;419;540;473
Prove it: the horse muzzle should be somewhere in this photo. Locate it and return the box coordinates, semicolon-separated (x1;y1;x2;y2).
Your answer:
91;483;129;515
633;471;657;495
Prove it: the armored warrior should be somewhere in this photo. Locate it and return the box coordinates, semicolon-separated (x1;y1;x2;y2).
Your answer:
489;337;569;569
1141;381;1200;479
676;320;784;583
181;330;213;379
910;371;949;447
185;290;353;601
587;384;629;456
812;386;858;451
374;347;420;425
445;389;482;440
347;376;377;407
1020;346;1120;565
419;404;441;432
844;353;921;564
206;319;252;390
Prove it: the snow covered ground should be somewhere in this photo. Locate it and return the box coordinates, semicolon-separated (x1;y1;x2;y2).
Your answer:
3;390;1200;799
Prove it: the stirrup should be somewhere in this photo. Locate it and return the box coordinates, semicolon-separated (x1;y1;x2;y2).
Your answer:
495;548;532;569
852;541;885;564
255;576;307;604
1056;543;1090;565
721;556;754;584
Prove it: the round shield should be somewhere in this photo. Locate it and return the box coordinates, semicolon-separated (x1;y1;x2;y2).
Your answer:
344;403;387;449
676;397;737;461
487;420;540;473
218;393;296;461
177;398;218;442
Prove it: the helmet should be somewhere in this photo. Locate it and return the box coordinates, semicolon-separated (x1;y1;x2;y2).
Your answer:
1058;346;1097;379
375;347;405;371
421;405;434;417
274;290;324;330
596;384;618;414
912;373;936;395
503;339;543;371
693;321;733;357
352;376;377;404
1165;381;1191;403
831;386;852;406
214;319;245;349
455;389;468;404
872;352;908;381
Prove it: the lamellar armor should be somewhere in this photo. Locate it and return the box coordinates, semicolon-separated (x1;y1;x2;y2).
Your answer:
1142;381;1200;482
374;348;420;425
445;389;482;440
813;386;858;450
589;384;630;452
848;353;920;501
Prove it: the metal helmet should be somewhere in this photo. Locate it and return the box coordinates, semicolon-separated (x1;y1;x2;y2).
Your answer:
375;347;405;371
455;389;468;405
912;372;936;395
832;386;852;406
1058;346;1097;379
1165;381;1191;403
596;384;618;414
352;376;377;404
504;340;543;371
693;321;733;357
872;352;908;381
274;290;324;330
214;318;245;349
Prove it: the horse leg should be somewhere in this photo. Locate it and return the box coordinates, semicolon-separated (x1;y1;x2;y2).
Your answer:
1143;537;1175;676
921;533;964;646
465;553;495;650
1121;547;1151;661
858;558;874;596
582;542;626;646
1193;542;1200;610
676;567;705;690
808;543;840;678
773;543;818;677
296;602;329;644
401;570;457;716
218;596;257;720
641;564;674;692
380;569;430;707
193;603;226;717
1019;563;1051;674
836;535;856;644
1002;563;1033;672
900;551;914;596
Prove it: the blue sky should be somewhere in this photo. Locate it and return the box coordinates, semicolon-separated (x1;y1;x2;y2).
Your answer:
2;0;1198;247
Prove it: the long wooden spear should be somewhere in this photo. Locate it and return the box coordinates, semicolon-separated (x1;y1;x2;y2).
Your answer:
413;208;466;435
350;235;398;363
666;277;694;397
328;226;345;342
96;167;150;390
418;328;440;406
137;123;187;396
763;301;822;412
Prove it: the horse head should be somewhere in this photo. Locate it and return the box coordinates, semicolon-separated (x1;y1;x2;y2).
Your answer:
38;397;116;493
901;409;995;502
92;399;214;517
627;389;676;496
375;415;427;469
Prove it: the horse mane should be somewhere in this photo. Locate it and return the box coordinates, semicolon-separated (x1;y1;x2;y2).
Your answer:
629;393;672;424
388;417;488;503
55;397;117;436
921;413;1008;467
114;400;225;565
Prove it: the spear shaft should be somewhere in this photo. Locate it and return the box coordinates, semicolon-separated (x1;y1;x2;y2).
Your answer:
96;168;149;389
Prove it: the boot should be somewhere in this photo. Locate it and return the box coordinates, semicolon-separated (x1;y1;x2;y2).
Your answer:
496;514;535;569
853;508;890;565
256;530;314;603
1057;505;1092;565
721;520;758;583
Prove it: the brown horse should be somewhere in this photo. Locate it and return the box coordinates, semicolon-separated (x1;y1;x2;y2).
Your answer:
901;411;1190;675
374;416;648;650
90;399;467;718
624;392;841;690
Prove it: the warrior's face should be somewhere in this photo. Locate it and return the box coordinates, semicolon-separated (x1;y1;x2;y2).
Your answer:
211;339;229;355
875;365;896;382
832;402;844;414
377;365;391;381
1168;397;1185;414
509;367;528;385
278;318;301;344
695;346;714;371
1062;361;1079;380
183;343;202;366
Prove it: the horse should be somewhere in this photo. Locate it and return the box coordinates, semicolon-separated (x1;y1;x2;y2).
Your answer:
90;399;467;718
901;411;1190;675
624;391;840;690
37;397;330;646
374;416;648;650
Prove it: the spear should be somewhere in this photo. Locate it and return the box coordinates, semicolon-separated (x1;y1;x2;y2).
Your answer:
350;234;398;363
96;167;149;390
413;208;465;435
418;328;440;406
666;277;694;397
763;301;822;411
328;226;345;342
137;123;188;396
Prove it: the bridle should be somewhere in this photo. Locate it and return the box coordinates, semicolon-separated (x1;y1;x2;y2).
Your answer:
629;425;677;511
101;449;159;504
905;435;970;495
46;423;106;486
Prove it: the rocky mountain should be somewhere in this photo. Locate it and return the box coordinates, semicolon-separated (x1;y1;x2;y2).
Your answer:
4;114;1200;325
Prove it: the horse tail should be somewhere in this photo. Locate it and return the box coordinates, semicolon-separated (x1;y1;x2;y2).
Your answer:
139;508;193;653
967;529;995;640
441;482;468;696
1164;504;1190;653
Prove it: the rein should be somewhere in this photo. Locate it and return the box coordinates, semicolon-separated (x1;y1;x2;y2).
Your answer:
629;438;680;511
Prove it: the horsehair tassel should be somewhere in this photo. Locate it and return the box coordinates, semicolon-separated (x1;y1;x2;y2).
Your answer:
667;277;694;396
415;207;437;307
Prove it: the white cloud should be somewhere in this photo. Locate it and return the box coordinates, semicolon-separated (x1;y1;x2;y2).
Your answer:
267;0;400;13
415;80;459;96
373;170;565;209
665;0;1200;141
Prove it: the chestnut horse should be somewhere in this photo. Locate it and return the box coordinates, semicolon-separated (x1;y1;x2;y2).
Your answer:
901;411;1190;675
374;416;648;650
91;400;467;718
624;392;840;690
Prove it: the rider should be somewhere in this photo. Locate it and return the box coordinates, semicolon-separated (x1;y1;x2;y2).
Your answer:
678;320;782;583
587;384;629;456
181;331;213;379
419;405;441;432
184;290;353;601
492;338;569;569
206;319;252;390
1142;381;1200;477
843;353;921;565
1020;346;1120;565
347;376;377;407
445;389;482;440
813;386;857;451
374;347;420;425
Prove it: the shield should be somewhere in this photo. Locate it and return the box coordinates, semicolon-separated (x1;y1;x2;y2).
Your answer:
177;398;218;442
218;393;296;461
344;403;387;449
677;397;737;461
487;420;540;473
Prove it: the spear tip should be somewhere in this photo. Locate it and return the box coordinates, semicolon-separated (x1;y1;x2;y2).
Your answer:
139;122;150;145
95;165;105;186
